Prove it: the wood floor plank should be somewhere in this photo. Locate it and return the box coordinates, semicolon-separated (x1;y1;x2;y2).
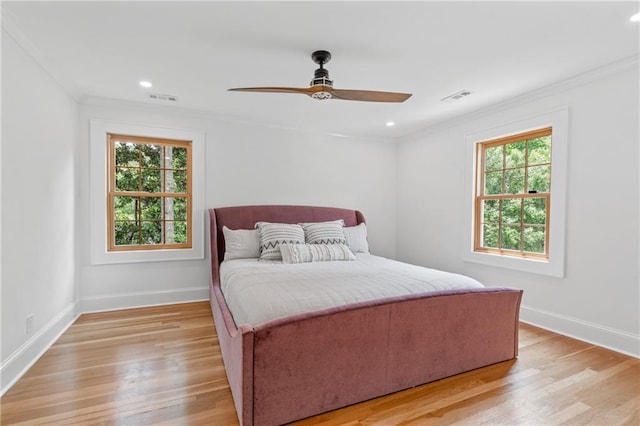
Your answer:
1;303;638;425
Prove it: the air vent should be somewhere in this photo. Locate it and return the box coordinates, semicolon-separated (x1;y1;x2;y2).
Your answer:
441;89;472;103
147;93;178;102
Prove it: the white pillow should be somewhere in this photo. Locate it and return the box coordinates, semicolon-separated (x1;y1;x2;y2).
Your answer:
280;243;356;264
299;219;346;245
222;226;260;260
255;222;305;261
344;223;369;253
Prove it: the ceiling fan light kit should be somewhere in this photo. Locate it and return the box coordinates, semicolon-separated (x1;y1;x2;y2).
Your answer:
228;50;412;103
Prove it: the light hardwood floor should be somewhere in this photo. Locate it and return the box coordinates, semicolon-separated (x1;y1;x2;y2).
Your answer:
1;302;638;425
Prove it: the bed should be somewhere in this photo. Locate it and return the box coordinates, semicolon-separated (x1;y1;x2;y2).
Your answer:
208;205;523;425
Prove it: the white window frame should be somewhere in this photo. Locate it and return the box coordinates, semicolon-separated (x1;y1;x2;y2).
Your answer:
90;120;205;264
463;108;569;277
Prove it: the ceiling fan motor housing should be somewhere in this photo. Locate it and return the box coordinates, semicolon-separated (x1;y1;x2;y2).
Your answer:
310;68;333;88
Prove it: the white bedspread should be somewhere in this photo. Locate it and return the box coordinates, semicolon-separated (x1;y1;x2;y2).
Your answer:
220;254;484;327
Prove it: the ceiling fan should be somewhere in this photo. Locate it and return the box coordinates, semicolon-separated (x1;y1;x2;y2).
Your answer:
228;50;412;103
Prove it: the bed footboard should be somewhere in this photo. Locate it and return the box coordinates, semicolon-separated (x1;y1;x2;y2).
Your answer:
248;287;523;425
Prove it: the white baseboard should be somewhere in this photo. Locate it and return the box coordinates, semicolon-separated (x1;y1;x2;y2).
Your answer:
80;286;209;313
520;305;640;358
1;301;80;396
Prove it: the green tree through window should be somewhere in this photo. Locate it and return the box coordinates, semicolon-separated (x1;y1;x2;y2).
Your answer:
475;127;551;258
108;134;192;251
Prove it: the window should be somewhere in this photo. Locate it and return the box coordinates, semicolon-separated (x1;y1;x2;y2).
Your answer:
90;120;204;265
474;127;551;259
108;134;192;251
463;108;568;277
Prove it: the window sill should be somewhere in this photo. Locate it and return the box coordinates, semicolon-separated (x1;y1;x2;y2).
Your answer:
463;249;564;277
92;247;204;265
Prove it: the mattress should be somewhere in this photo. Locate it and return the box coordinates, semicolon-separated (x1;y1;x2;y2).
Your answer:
220;254;484;327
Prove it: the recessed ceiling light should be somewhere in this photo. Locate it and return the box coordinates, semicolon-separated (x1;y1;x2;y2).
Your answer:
631;12;640;22
139;81;152;88
386;121;395;127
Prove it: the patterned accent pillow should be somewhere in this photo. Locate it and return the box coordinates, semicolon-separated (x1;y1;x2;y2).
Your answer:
255;222;305;261
280;243;356;264
300;220;346;245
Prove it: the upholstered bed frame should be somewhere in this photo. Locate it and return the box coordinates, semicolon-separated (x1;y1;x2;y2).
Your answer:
208;205;523;425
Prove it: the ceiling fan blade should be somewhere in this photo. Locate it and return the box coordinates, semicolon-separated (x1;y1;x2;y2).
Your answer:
228;86;314;95
330;89;412;103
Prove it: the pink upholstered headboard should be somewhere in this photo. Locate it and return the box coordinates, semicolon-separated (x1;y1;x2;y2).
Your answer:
208;205;365;276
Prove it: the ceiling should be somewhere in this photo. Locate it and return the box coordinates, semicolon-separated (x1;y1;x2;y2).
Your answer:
3;1;639;139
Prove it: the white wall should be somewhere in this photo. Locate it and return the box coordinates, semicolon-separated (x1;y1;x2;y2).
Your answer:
396;64;639;356
1;31;80;392
77;101;398;311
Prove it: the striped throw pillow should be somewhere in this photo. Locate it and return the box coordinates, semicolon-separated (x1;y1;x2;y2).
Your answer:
300;220;346;245
280;243;356;264
255;222;305;261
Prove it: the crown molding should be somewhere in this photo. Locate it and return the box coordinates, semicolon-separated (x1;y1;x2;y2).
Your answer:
399;54;640;142
1;8;82;101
